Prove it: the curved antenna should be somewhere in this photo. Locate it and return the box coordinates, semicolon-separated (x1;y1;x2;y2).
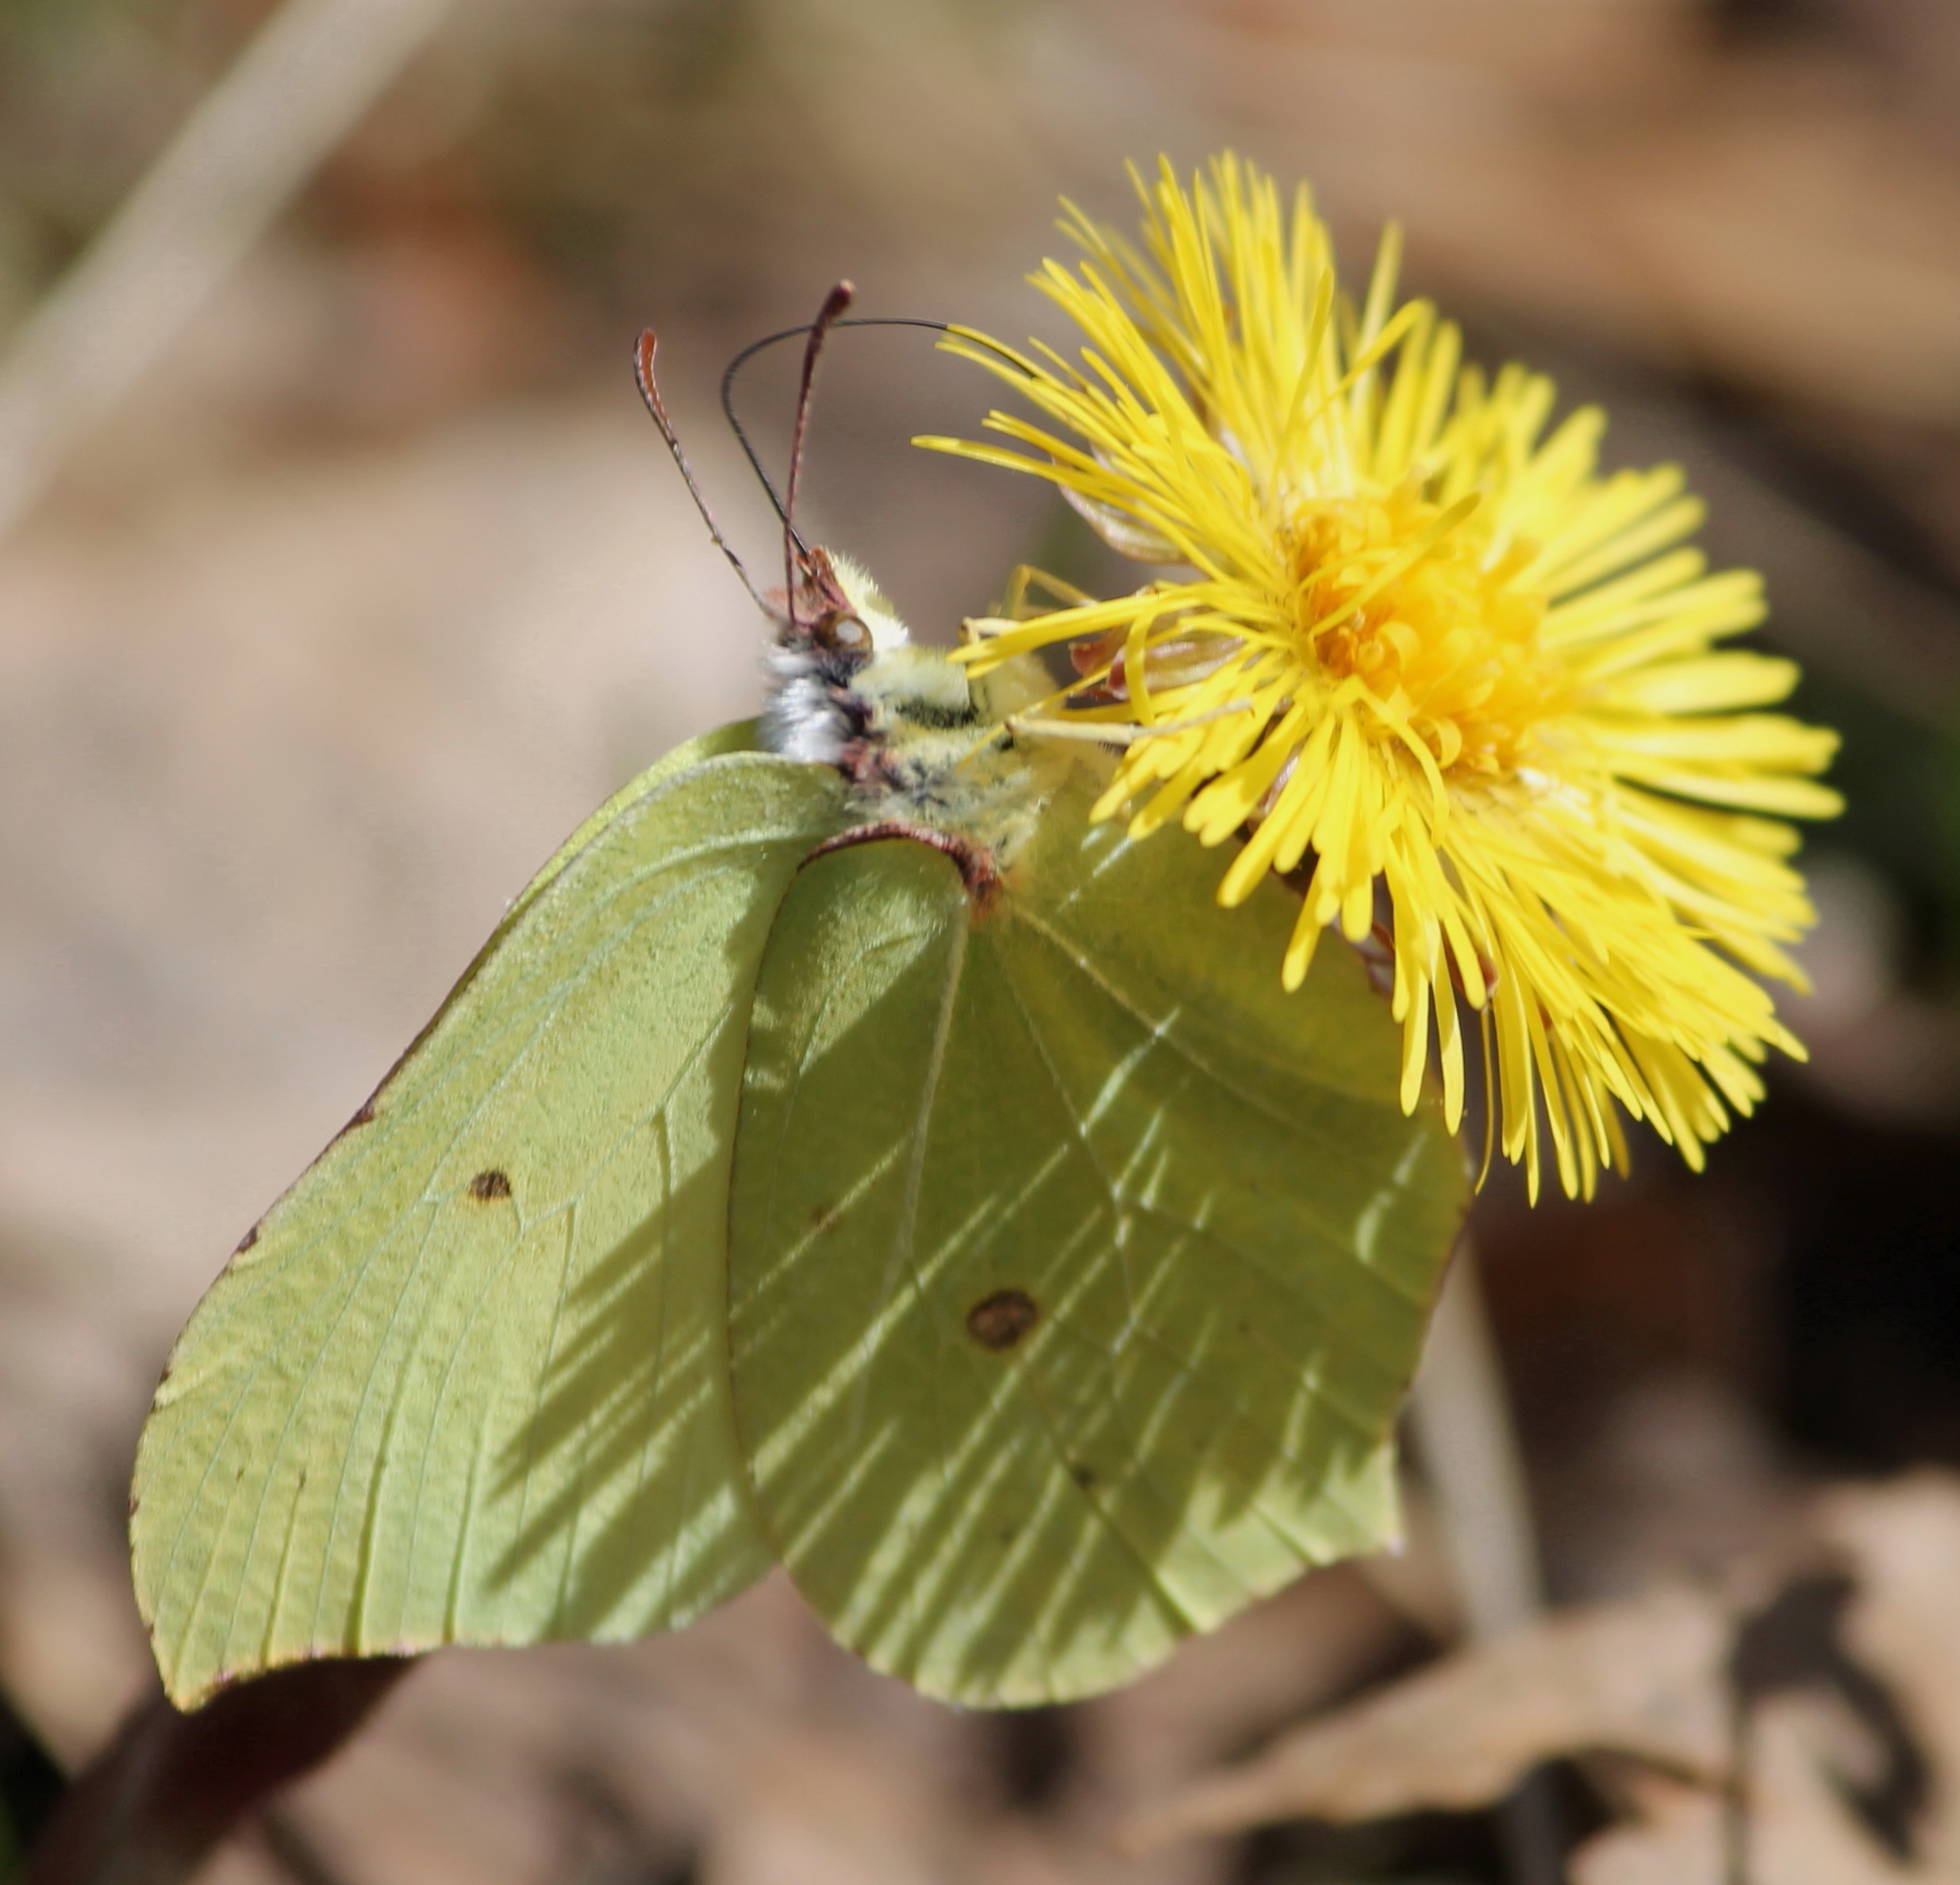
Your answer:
720;316;1031;530
785;282;854;636
632;328;774;615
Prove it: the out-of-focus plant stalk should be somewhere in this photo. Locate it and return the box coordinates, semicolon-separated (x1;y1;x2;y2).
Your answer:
0;0;467;548
1410;1243;1560;1885
1410;1245;1545;1638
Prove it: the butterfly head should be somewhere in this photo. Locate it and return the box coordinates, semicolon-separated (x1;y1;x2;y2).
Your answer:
636;310;1087;853
763;547;917;766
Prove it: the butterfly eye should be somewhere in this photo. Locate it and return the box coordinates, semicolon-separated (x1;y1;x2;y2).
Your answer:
831;615;870;650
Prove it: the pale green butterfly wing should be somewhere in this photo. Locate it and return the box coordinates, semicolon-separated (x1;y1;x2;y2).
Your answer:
728;774;1467;1706
506;718;764;927
132;743;846;1707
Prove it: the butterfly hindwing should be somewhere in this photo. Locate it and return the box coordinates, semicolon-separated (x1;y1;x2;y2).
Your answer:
727;774;1467;1706
132;743;847;1707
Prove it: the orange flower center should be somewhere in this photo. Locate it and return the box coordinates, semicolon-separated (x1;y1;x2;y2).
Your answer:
1282;488;1567;777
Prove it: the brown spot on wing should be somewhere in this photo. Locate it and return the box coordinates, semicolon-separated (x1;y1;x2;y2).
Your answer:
966;1288;1039;1352
234;1223;260;1254
467;1169;513;1202
811;1202;844;1235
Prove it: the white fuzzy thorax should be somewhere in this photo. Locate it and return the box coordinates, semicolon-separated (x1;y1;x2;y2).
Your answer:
759;553;913;765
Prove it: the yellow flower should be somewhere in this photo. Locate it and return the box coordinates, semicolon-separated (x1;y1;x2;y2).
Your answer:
923;154;1841;1202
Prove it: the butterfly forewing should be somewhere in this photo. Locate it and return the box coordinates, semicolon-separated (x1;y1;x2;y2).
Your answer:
133;747;847;1707
727;781;1466;1706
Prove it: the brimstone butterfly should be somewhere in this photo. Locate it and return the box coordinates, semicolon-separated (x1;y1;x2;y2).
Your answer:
129;304;1466;1711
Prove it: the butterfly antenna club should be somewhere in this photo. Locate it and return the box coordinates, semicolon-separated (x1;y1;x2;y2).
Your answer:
783;282;854;638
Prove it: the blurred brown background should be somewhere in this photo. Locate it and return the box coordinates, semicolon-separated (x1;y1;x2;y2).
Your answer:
3;1;1960;1879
